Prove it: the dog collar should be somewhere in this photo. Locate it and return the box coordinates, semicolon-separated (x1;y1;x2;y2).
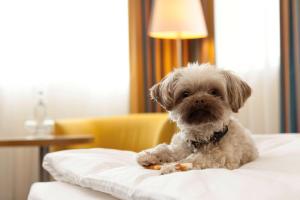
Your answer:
187;125;229;151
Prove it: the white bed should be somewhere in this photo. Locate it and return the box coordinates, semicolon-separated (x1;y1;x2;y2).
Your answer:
28;134;300;200
28;181;117;200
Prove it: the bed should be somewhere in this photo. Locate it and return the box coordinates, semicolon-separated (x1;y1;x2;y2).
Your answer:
28;181;117;200
28;134;300;200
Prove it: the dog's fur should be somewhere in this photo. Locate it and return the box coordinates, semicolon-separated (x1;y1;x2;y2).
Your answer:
136;63;258;174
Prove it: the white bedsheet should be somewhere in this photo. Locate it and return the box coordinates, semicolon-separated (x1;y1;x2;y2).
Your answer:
43;134;300;200
28;181;117;200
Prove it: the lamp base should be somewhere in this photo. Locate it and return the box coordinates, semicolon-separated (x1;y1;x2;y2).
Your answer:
176;39;182;67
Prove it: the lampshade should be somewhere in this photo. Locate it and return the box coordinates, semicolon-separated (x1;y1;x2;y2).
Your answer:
149;0;208;39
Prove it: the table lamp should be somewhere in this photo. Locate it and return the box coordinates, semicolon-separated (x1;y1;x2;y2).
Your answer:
148;0;208;66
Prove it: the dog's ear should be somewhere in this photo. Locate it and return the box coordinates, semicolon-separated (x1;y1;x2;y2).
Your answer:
150;71;180;111
221;70;251;113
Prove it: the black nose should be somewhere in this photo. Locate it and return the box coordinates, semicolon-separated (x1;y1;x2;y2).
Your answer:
195;99;205;105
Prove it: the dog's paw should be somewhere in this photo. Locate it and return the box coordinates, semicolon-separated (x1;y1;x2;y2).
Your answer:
136;151;158;166
160;163;193;175
136;144;175;166
136;151;166;166
160;163;178;174
136;145;175;166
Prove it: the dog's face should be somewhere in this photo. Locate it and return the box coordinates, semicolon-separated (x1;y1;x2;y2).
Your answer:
150;64;251;126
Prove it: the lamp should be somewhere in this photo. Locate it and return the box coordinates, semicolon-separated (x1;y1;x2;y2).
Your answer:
148;0;208;66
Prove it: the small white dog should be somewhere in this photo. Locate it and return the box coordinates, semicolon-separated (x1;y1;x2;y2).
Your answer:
137;63;258;174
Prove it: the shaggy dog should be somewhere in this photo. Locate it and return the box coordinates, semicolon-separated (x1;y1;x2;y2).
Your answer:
136;63;258;174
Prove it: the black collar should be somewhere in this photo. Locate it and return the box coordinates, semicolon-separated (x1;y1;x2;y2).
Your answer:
187;125;229;151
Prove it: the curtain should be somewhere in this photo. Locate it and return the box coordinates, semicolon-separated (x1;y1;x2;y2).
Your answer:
215;0;280;134
0;1;129;199
129;0;215;113
280;0;300;133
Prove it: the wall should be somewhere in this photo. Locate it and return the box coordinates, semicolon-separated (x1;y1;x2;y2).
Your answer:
0;0;129;199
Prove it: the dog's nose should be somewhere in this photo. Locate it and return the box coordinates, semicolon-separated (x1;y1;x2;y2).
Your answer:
195;99;205;105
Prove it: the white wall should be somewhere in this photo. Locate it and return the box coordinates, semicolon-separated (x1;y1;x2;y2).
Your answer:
214;0;280;134
0;0;129;199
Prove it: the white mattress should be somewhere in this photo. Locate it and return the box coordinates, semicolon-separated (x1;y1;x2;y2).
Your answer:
29;134;300;200
28;181;118;200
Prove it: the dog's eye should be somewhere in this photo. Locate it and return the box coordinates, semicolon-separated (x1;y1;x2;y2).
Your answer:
182;91;191;98
209;89;219;96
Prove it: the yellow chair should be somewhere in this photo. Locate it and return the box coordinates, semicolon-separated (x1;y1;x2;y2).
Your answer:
54;113;177;152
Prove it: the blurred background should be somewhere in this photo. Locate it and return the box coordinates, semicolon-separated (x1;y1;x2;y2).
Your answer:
0;0;298;199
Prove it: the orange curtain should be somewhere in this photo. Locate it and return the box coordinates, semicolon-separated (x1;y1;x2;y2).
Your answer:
129;0;215;113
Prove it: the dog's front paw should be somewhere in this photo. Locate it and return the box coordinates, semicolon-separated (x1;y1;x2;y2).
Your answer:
136;151;164;166
160;163;193;175
136;145;175;166
160;163;178;174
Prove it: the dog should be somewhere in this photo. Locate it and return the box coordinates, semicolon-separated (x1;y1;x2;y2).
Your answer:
136;63;258;174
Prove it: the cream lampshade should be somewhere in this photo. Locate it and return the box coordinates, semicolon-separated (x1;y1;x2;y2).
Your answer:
148;0;208;65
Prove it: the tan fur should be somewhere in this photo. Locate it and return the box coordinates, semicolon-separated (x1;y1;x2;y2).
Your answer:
150;70;182;110
137;63;258;174
221;70;252;112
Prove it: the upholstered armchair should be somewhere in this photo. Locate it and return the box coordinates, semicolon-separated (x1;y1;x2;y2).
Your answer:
54;113;177;152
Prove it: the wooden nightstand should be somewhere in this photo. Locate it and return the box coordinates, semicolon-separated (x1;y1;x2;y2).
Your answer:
0;135;94;181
